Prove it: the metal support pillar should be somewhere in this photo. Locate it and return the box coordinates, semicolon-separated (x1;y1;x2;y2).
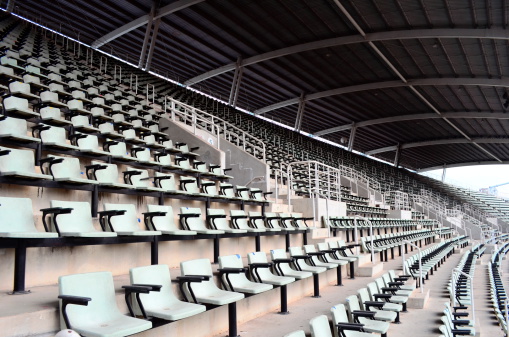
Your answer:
285;233;290;251
279;285;289;314
151;236;159;265
229;57;243;108
91;186;98;217
213;237;220;264
294;93;306;132
228;302;239;337
144;18;161;71
348;124;357;151
6;0;15;13
255;235;261;252
138;7;155;68
312;273;320;298
394;143;401;167
336;265;343;286
441;165;447;182
12;244;28;294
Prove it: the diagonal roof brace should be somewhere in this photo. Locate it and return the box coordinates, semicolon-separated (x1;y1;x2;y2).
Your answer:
91;0;204;48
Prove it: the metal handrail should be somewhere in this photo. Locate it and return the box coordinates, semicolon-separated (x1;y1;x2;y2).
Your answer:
402;240;423;293
451;268;475;324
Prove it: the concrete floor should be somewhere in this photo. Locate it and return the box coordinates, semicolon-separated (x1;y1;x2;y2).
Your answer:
214;243;508;337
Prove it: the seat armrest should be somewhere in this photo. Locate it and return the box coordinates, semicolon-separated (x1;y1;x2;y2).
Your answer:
153;175;172;183
41;207;73;215
180;213;201;219
307;252;324;256
218;267;248;274
223;168;232;172
381;287;399;292
207;214;227;219
249;262;272;268
250;215;265;220
131;284;162;292
98;210;126;216
320;249;336;254
352;310;376;318
373;293;392;300
58;295;91;329
0;149;11;156
190;146;199;152
336;323;364;332
273;258;294;263
453;312;469;317
231;215;248;220
177;275;210;281
450;329;472;335
364;301;384;308
142;211;167;217
85;164;108;170
388;281;404;286
291;255;311;260
122;285;151;294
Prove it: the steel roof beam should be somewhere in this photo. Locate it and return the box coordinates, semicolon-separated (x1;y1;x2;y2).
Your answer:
254;77;509;115
314;112;509;136
418;160;509;172
184;28;509;86
366;137;509;155
91;0;204;48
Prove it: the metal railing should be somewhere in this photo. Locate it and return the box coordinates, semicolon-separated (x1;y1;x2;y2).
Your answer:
165;97;266;162
451;268;475;324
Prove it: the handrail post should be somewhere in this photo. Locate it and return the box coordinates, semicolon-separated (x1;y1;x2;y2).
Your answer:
403;240;423;293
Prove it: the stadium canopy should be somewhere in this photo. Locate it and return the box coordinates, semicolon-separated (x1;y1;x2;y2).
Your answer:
7;0;509;171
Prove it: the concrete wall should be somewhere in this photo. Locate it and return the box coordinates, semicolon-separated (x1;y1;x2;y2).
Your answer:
290;198;347;228
387;210;412;219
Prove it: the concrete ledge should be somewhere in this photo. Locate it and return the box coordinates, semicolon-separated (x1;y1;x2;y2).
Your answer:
355;261;384;277
407;289;430;309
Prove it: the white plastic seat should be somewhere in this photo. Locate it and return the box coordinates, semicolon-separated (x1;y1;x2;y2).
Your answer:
346;294;396;323
58;271;152;336
40;91;67;108
0;197;57;238
98;122;123;139
220;183;242;200
207;209;247;233
358;288;401;322
102;203;161;236
49;200;116;237
278;213;298;231
231;210;265;232
288;247;327;274
154;153;180;169
179;207;224;234
71;115;99;132
49;83;71;97
68;99;92;115
3;96;38;118
367;281;406;311
0;116;40;143
179;177;209;196
154;172;190;195
104;141;136;161
247;251;295;285
88;161;131;189
43;155;99;185
180;258;244;305
236;185;251;200
39;106;71;125
39;126;79;150
75;134;110;156
316;242;350;265
249;211;278;231
132;147;158;165
332;302;388;337
9;81;39;99
218;255;273;294
123;168;165;192
0;147;52;180
129;264;206;320
145;204;197;235
303;244;339;269
174;157;199;173
310;314;333;337
270;249;313;279
388;270;416;291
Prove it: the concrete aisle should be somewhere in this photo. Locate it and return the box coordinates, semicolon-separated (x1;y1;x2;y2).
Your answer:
213;243;466;337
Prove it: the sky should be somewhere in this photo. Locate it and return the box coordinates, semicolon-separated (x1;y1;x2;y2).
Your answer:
421;164;509;199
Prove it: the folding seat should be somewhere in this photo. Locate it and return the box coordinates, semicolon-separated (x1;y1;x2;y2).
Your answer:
47;73;67;86
49;83;71;97
70;115;99;133
131;147;159;165
0;56;24;74
309;315;334;337
0;116;40;143
179;207;224;234
357;288;401;323
279;213;298;231
153;152;180;169
249;211;279;232
45;200;116;237
387;270;416;291
369;280;408;312
179;258;245;305
100;203;161;236
236;185;251;200
289;246;328;274
0;147;52;180
8;81;39;100
179;177;210;196
270;248;313;280
40;91;68;110
3;95;38;118
38;106;71;126
103;140;136;161
129;264;206;320
98;122;124;139
209;164;233;179
92;96;110;110
220;183;242;200
0;65;21;83
144;204;196;235
265;212;286;231
154;172;193;195
123;168;166;192
303;245;338;270
247;251;294;285
121;128;147;145
40;155;99;185
174;142;199;157
73;134;109;157
68;99;92;116
90;107;113;122
58;271;152;336
230;210;265;232
218;254;273;294
174;156;200;173
345;294;396;324
142;134;166;150
207;209;247;233
0;197;58;238
380;273;412;296
70;89;93;104
86;161;131;189
330;304;386;337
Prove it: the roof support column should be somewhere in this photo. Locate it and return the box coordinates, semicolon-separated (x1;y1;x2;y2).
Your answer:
394;143;401;167
228;57;243;107
441;165;447;182
144;18;161;71
294;93;306;131
348;124;357;152
6;0;15;13
138;3;156;69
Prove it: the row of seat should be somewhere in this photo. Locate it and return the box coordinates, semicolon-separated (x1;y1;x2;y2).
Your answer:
488;242;509;335
57;240;361;337
283;269;419;337
447;246;481;308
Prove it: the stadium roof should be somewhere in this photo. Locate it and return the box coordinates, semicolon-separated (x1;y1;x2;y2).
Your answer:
8;0;509;170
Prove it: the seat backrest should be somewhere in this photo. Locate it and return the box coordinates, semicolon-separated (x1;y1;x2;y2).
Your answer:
202;182;219;196
77;134;101;151
330;304;349;337
51;200;98;234
367;282;379;300
40;126;68;144
248;251;268;264
181;178;199;193
345;294;361;321
381;273;392;287
265;212;282;229
130;264;179;306
328;241;339;249
304;245;317;254
220;183;236;198
288;246;305;256
0;147;37;174
309;315;333;337
155;172;177;191
4;96;29;112
59;272;122;324
0;197;39;233
207;208;229;230
134;148;152;162
317;242;328;251
48;155;81;179
40;106;63;120
357;288;370;309
236;185;250;199
180;258;219;297
230;210;249;230
91;161;119;184
155;153;173;166
180;207;207;231
146;204;177;231
103;203;141;232
0;116;28;136
40;90;60;103
127;169;152;188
